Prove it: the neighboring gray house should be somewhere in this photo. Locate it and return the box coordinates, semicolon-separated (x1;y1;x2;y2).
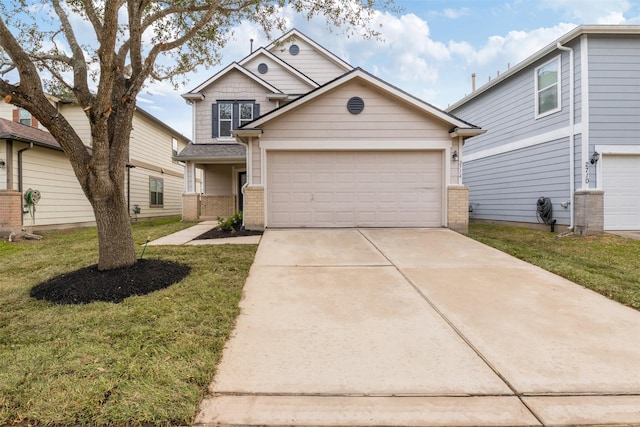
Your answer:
448;25;640;234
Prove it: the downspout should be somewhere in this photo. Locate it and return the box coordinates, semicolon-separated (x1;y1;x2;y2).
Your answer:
557;42;575;231
17;142;33;226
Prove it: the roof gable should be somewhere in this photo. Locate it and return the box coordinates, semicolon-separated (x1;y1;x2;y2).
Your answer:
239;47;319;89
267;28;353;72
246;68;480;132
183;63;282;97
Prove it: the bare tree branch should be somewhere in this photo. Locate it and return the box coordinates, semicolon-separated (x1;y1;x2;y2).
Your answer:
50;0;93;107
78;0;104;40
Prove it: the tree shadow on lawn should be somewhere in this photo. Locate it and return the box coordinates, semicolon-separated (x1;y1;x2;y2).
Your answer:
30;259;191;305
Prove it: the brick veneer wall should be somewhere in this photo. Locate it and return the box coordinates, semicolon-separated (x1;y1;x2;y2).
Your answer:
243;186;264;230
201;195;235;218
574;189;604;236
182;193;200;221
447;185;469;234
0;190;22;230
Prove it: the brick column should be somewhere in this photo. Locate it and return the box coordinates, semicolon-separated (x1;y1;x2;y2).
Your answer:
447;185;469;234
574;189;604;236
0;190;22;230
243;186;264;230
182;193;200;221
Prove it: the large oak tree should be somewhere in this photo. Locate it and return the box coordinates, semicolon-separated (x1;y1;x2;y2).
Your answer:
0;0;388;270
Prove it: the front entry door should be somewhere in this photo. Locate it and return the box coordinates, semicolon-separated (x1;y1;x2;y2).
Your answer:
238;171;247;212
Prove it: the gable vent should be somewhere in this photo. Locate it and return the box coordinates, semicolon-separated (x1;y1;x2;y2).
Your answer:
289;44;300;55
258;63;269;74
347;97;365;115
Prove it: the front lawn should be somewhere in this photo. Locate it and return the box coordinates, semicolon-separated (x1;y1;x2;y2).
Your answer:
468;223;640;311
0;217;257;426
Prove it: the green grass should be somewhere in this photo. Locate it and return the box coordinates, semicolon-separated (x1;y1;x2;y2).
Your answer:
0;217;257;426
468;223;640;310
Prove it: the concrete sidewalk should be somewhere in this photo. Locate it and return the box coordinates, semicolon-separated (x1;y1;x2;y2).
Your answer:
195;228;640;426
147;221;261;245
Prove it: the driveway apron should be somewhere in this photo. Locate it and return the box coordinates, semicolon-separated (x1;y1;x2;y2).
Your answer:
195;229;640;426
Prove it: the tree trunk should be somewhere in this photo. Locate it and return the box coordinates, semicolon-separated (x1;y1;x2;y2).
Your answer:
92;189;137;271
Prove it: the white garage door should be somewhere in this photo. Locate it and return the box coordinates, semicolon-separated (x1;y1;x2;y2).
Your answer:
603;154;640;230
267;150;443;228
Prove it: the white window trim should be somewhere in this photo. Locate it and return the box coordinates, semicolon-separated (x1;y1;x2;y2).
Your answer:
534;55;562;119
218;103;233;138
239;102;254;128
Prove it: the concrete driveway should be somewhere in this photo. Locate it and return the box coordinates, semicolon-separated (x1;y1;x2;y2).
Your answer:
195;229;640;426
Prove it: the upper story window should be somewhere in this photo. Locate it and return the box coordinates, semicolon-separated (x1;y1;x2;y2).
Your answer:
172;138;179;163
13;108;37;127
212;101;260;138
535;56;561;118
19;109;32;125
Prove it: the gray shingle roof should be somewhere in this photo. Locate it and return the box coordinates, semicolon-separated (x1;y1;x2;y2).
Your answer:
175;143;246;160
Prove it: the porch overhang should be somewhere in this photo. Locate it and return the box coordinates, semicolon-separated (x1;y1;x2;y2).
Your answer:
449;127;486;140
232;128;262;138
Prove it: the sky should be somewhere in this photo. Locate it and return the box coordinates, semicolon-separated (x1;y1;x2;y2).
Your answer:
128;1;640;139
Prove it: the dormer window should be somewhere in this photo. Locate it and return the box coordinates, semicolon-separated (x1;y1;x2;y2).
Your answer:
212;101;260;139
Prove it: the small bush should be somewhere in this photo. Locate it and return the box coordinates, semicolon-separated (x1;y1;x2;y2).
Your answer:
217;212;243;232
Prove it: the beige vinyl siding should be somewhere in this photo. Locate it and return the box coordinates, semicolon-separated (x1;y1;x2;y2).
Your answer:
0;102;15;121
129;112;187;177
243;55;315;94
18;143;95;227
269;37;347;85
251;140;261;185
195;71;278;144
58;104;92;144
259;81;452;142
205;164;234;194
127;169;183;217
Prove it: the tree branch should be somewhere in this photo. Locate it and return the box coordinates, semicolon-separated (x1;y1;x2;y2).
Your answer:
78;0;104;40
50;0;92;106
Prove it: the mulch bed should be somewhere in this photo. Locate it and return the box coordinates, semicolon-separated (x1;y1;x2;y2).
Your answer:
30;259;191;305
194;228;263;240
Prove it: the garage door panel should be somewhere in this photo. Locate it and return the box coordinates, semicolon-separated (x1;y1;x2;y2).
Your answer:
603;155;640;230
267;151;443;227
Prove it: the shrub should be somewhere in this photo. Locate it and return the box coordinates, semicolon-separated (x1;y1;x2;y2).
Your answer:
217;212;243;232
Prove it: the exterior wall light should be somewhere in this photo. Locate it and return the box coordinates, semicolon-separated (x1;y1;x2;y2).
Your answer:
0;158;5;169
452;151;458;161
590;151;600;164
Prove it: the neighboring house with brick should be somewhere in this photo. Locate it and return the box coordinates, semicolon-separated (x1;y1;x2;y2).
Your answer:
177;29;484;232
448;25;640;234
0;98;193;232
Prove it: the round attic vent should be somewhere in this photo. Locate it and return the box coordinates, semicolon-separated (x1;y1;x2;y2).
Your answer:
289;44;300;55
347;97;365;114
258;63;269;74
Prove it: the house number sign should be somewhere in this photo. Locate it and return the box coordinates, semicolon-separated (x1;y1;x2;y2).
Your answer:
585;162;590;184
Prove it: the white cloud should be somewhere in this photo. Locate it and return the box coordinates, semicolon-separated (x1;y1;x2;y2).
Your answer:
538;0;631;23
431;7;471;19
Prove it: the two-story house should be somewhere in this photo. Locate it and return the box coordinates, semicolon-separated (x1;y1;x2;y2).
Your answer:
448;25;640;235
178;29;484;232
0;97;193;232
